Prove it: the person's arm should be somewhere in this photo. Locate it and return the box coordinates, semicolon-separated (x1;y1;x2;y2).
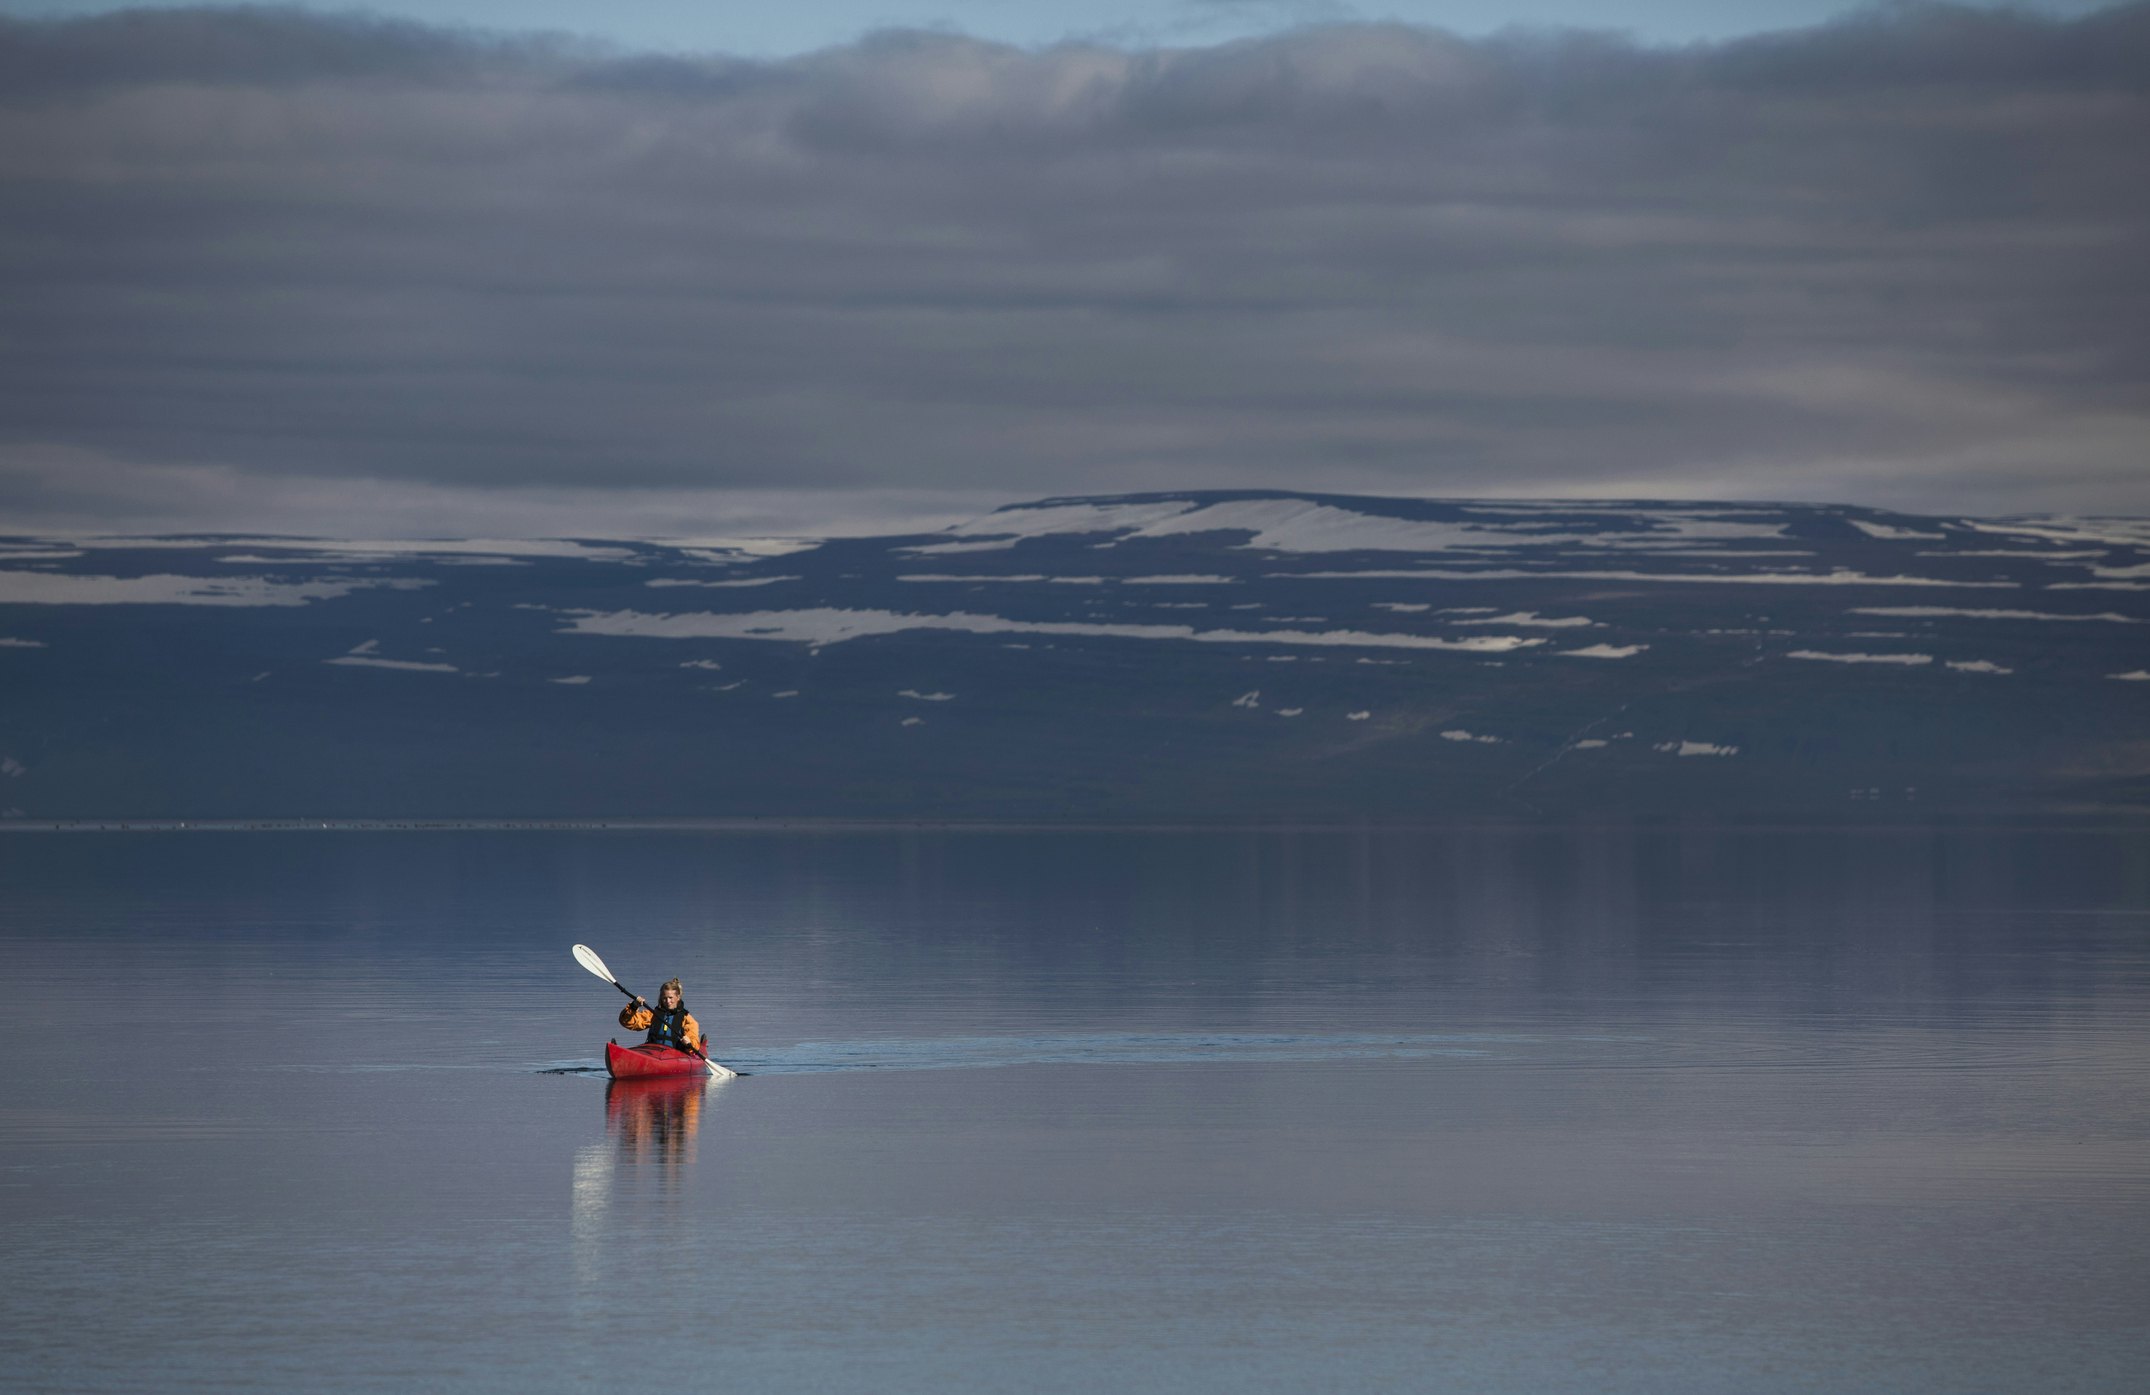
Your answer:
683;1012;706;1052
619;998;653;1030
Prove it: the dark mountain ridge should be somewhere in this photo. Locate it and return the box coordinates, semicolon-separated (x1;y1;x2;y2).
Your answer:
2;491;2144;821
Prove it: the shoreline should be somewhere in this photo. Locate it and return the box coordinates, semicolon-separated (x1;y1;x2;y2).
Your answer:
3;814;2145;833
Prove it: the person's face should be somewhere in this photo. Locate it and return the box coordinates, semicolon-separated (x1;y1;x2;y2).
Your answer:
660;985;681;1010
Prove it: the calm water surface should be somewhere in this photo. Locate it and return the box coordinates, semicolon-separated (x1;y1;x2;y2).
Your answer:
1;827;2146;1392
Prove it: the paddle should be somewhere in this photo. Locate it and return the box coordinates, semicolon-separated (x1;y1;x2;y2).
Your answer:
573;942;641;1007
572;943;717;1067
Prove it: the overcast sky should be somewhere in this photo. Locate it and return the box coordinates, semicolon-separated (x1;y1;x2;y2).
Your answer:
1;2;2146;537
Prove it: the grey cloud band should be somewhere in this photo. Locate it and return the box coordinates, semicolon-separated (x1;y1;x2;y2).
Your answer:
2;4;2146;526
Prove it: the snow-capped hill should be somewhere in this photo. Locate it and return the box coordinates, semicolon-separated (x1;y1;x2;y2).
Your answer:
932;494;1804;554
1;492;2143;820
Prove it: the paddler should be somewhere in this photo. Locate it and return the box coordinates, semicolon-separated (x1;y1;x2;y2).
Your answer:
619;977;707;1055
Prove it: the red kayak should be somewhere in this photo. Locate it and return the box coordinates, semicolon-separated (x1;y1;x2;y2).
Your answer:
605;1039;735;1080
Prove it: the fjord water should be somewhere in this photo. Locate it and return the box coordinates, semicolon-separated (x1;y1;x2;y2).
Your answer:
2;828;2145;1393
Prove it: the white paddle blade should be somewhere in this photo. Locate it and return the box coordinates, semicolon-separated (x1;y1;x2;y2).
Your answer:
571;944;617;984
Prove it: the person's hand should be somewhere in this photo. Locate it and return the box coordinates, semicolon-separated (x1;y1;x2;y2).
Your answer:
631;995;646;1008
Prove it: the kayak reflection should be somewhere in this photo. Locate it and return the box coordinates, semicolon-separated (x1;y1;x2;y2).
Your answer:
603;1075;716;1169
571;1077;723;1286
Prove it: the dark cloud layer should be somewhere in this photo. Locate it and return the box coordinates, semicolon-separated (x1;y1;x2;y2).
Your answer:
2;4;2147;531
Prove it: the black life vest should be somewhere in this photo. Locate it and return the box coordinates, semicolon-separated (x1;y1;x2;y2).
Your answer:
646;1002;692;1051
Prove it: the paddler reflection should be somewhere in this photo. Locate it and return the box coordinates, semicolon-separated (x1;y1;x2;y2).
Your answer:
603;1075;714;1169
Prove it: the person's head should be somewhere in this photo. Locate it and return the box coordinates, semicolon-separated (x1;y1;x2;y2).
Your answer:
658;978;683;1009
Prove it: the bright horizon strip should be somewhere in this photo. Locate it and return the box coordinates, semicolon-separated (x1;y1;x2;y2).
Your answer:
9;0;2081;60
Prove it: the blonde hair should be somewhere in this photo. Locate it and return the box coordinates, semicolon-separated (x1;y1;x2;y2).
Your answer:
660;977;684;1000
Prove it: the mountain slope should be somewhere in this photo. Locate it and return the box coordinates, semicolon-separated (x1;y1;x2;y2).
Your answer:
2;493;2145;820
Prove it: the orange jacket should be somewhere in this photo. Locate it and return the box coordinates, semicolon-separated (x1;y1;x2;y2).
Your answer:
619;1003;705;1051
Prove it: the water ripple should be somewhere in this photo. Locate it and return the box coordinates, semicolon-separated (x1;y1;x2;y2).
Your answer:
710;1031;1549;1075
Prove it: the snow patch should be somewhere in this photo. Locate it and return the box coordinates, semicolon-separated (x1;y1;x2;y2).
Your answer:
897;574;1104;585
557;607;1548;654
898;689;956;702
325;655;458;673
0;637;47;648
1787;650;1934;666
679;659;724;670
2109;670;2150;682
1297;568;2016;589
930;497;1794;557
1656;741;1739;757
1558;643;1648;659
1456;506;1792;544
900;716;925;727
939;499;1204;546
1924;549;2104;560
0;572;427;607
1456;503;1777;517
647;576;801;589
1945;660;2012;674
1453;610;1596;628
216;552;521;567
1848;519;1945;541
1440;729;1502;744
1346;710;1372;721
549;675;591;685
1962;517;2150;551
1372;602;1430;613
660;537;821;565
169;537;634;562
900;538;1039;557
1135;500;1525;552
1849;606;2141;624
1231;691;1262;709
